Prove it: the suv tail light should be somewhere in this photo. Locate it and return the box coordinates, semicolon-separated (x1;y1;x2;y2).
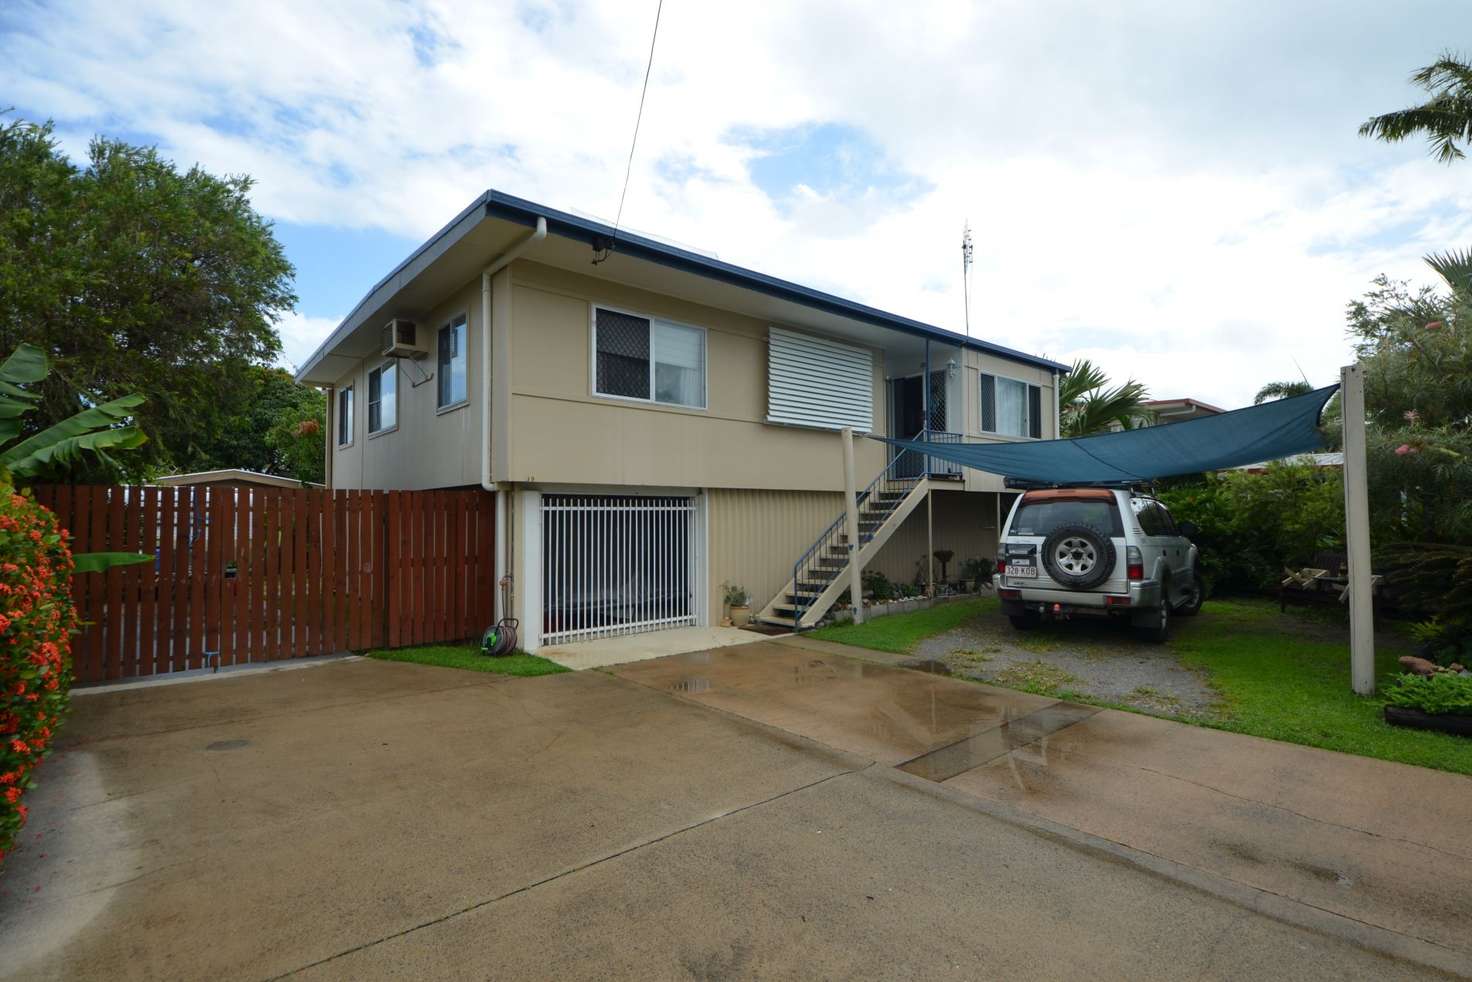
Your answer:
1126;545;1144;582
996;557;1007;574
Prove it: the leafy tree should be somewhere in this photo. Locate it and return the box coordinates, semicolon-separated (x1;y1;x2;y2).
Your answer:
1347;253;1472;547
0;115;295;481
1360;52;1472;163
176;365;323;484
263;380;325;485
1253;380;1313;404
1057;358;1153;436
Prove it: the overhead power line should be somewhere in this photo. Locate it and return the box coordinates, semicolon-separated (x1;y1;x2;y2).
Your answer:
593;0;664;265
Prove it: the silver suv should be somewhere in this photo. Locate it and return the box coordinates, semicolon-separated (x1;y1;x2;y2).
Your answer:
996;488;1203;642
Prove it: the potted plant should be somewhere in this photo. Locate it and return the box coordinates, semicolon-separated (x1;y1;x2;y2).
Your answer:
934;549;955;584
960;557;994;592
1383;671;1472;736
723;582;752;628
862;569;893;604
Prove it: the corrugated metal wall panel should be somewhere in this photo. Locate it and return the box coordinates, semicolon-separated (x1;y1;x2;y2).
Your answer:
767;327;873;432
706;488;844;616
708;487;1002;621
866;490;1001;588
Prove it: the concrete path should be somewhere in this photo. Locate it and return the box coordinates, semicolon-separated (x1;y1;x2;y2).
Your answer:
541;625;764;670
612;637;1472;975
0;646;1462;980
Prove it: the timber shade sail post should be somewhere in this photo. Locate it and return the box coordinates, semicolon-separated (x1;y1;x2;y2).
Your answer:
31;485;496;684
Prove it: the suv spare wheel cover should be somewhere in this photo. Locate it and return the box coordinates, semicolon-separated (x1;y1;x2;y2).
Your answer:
1040;524;1116;590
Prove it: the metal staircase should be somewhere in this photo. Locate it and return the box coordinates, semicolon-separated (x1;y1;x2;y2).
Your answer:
757;445;933;631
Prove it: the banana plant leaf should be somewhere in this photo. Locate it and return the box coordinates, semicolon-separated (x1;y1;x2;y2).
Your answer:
1;394;147;479
71;551;153;574
0;344;49;392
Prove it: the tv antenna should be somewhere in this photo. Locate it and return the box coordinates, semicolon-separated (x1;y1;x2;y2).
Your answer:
961;221;974;336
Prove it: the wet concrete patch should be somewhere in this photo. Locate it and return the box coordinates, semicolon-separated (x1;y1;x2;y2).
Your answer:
204;739;250;751
941;709;1472;961
902;659;952;676
611;640;1059;765
899;701;1100;782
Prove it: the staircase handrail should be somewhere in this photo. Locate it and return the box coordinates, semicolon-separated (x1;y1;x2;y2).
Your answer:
789;429;928;629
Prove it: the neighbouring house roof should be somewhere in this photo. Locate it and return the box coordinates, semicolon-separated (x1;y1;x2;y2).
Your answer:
1144;398;1226;416
293;190;1069;385
152;469;322;489
1232;452;1344;473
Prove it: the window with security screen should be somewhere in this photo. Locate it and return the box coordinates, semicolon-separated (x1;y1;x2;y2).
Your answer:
593;306;705;408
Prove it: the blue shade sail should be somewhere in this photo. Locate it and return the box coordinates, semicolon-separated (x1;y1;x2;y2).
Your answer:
874;385;1339;486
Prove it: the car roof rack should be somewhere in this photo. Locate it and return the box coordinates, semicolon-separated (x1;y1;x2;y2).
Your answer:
1004;478;1158;494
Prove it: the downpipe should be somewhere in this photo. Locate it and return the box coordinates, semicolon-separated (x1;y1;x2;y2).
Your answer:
480;216;546;625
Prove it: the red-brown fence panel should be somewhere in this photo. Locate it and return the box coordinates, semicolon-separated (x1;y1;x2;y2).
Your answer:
31;484;495;684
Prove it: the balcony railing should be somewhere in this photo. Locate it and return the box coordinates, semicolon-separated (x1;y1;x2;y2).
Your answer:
892;429;964;479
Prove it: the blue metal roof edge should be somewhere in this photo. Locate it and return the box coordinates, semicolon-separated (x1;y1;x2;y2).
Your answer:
295;189;1068;382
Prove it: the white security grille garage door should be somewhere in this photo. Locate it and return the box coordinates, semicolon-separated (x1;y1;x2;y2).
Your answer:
542;495;696;645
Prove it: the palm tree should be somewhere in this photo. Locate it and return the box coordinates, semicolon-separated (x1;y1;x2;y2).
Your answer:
1424;246;1472;298
1253;380;1313;404
1058;359;1153;437
1360;53;1472;163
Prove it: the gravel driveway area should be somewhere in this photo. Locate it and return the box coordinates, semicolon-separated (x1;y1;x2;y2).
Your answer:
908;613;1223;718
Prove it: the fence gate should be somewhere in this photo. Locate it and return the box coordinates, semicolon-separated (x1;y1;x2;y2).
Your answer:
541;494;696;645
31;485;495;684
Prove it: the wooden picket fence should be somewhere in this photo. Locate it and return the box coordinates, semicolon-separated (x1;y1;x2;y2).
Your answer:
31;485;496;684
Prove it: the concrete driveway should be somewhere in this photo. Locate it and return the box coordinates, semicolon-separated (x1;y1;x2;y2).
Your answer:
0;641;1466;980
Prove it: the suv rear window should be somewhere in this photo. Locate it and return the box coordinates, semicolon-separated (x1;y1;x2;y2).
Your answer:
1010;499;1124;537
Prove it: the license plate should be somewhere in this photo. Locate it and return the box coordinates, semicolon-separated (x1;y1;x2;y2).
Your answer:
1005;563;1037;578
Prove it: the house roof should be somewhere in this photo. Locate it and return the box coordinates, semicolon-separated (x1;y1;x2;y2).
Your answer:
293;190;1068;385
152;468;322;489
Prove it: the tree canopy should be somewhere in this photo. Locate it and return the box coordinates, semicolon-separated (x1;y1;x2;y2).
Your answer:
194;365;324;484
0;115;299;481
1348;254;1472;546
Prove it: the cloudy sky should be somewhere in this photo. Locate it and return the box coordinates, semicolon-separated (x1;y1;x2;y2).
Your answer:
4;0;1470;407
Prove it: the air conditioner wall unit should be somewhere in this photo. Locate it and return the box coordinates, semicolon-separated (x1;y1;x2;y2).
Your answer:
381;319;428;358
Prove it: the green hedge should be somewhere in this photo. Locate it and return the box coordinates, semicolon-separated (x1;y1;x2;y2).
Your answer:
1;489;77;866
1159;464;1345;595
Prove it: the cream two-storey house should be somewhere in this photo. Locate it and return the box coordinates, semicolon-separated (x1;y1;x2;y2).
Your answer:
295;191;1066;651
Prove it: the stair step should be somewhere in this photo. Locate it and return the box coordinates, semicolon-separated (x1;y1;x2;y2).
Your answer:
759;615;797;628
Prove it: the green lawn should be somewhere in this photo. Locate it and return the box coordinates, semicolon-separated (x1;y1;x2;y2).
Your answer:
812;595;1472;775
809;597;999;653
367;644;569;677
1172;599;1471;774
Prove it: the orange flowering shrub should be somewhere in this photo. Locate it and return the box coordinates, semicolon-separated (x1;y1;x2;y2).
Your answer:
0;490;77;865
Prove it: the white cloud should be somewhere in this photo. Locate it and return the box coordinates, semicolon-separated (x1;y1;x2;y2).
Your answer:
274;311;342;373
4;0;1470;406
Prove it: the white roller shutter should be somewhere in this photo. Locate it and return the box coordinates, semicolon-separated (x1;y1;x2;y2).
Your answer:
766;326;873;431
